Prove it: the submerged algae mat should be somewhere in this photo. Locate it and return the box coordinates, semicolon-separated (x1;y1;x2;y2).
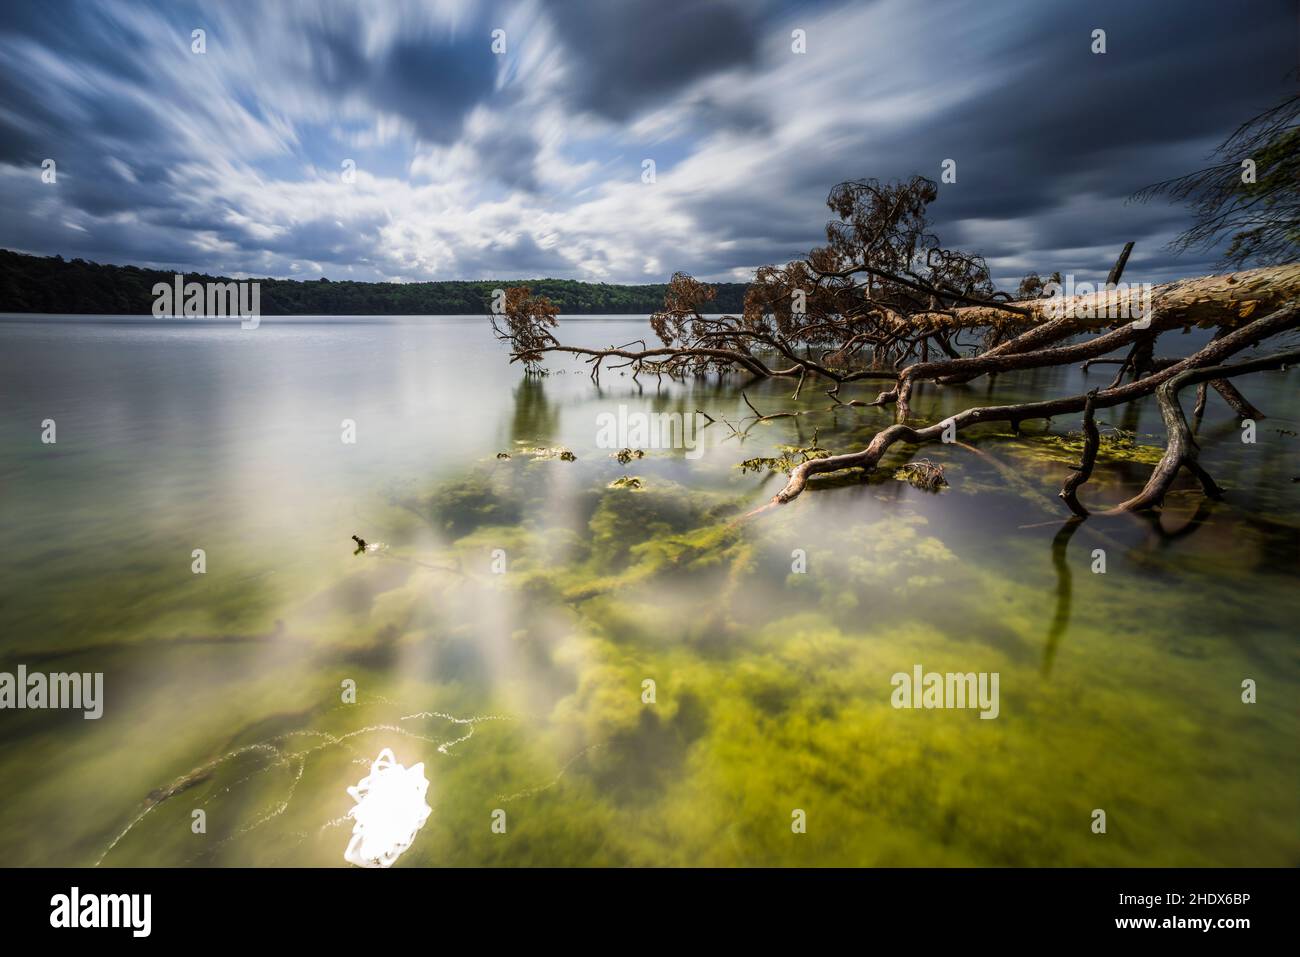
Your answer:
5;458;1294;869
1;319;1297;867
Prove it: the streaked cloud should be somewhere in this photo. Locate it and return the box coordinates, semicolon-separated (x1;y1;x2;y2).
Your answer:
0;0;1292;286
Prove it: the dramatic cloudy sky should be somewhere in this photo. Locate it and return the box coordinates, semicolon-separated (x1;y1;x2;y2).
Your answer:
0;0;1293;288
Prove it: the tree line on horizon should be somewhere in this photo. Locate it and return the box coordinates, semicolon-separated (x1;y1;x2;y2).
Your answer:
0;249;751;316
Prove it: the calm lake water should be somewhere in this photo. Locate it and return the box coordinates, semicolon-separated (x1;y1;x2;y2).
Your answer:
0;314;1297;866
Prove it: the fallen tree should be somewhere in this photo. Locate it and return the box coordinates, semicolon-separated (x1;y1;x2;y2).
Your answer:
491;174;1300;521
1069;346;1300;515
763;301;1297;512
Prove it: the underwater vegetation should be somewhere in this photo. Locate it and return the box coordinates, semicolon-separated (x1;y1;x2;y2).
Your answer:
1;318;1296;869
45;427;1295;869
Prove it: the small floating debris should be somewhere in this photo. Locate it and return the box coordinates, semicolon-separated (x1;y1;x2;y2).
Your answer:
893;459;948;492
343;748;431;869
351;534;388;556
608;475;644;490
496;451;512;459
529;446;576;461
613;448;645;464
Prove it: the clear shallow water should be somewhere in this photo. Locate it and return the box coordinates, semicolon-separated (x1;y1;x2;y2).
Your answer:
0;314;1296;867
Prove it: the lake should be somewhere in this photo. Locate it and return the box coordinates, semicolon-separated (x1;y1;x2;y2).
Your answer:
0;314;1296;866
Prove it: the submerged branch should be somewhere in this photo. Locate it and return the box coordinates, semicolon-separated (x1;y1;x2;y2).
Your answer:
758;302;1299;512
1059;390;1101;518
1102;347;1300;513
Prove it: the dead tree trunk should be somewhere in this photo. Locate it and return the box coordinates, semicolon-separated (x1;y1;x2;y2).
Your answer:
762;302;1299;510
1103;348;1299;512
1059;390;1100;518
1106;241;1135;286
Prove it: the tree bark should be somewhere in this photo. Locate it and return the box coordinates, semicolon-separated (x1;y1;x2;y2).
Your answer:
1059;390;1101;518
1103;348;1299;512
1106;242;1135;286
927;262;1300;335
762;302;1299;510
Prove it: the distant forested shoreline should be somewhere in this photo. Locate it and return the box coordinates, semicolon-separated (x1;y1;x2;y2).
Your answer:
0;249;750;316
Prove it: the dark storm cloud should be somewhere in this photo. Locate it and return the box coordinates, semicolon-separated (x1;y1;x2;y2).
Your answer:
684;94;772;135
921;0;1294;283
0;3;163;170
540;0;763;120
453;232;574;279
912;0;1293;220
467;122;542;192
670;0;1296;285
375;38;496;143
302;18;499;145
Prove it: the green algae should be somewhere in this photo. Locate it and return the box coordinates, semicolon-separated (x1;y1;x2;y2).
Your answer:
15;464;1298;868
2;322;1297;869
1013;426;1168;467
738;440;831;475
